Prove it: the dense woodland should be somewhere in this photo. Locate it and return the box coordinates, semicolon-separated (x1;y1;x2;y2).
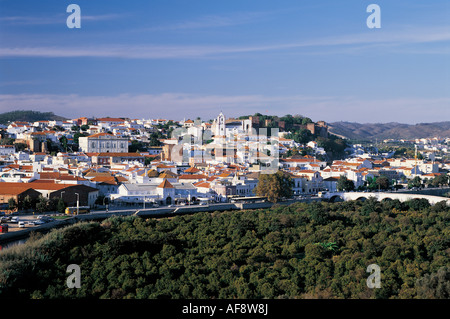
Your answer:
0;198;449;299
0;110;66;124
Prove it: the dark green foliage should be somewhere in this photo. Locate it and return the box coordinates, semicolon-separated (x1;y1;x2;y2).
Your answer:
337;175;355;192
0;110;66;124
0;200;448;299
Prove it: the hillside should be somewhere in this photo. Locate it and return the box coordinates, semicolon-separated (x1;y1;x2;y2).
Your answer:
0;200;449;299
329;121;450;141
0;110;67;124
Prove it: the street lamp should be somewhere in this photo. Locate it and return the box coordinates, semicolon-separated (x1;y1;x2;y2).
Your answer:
75;193;79;215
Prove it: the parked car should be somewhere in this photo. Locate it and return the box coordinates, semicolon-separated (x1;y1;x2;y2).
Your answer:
33;220;46;225
18;221;25;228
11;216;19;223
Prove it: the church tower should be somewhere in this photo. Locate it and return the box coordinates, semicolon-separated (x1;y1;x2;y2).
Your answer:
214;111;226;136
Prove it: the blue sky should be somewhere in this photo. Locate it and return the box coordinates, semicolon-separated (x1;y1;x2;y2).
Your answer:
0;0;449;123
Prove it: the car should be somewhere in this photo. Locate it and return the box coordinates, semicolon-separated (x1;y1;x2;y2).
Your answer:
11;216;19;223
18;221;25;228
168;205;174;207
33;220;46;225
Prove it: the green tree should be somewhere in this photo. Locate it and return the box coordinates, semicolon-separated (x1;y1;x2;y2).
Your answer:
22;195;33;210
306;202;329;224
408;176;422;189
337;175;355;192
8;197;17;211
432;174;448;187
57;197;66;214
14;143;27;152
375;176;391;190
36;195;49;213
59;136;68;151
254;171;294;203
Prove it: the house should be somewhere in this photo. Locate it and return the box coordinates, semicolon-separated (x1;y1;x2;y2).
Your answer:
78;133;129;153
48;184;99;208
183;119;195;128
96;117;126;129
0;145;15;156
178;174;208;183
90;152;145;166
322;177;339;192
0;183;41;210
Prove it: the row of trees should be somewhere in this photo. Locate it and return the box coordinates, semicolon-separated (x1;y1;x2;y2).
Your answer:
337;174;450;192
337;175;393;192
1;198;448;299
408;174;449;189
8;195;66;214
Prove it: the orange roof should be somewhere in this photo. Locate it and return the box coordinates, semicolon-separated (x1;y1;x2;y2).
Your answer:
0;183;35;195
27;182;69;191
156;164;175;168
297;170;317;174
90;176;118;185
178;174;207;180
157;179;174;189
87;132;115;138
38;172;61;179
184;167;200;173
194;182;211;188
96;118;125;122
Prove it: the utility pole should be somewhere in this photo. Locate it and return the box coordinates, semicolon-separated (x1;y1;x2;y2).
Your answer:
75;193;79;215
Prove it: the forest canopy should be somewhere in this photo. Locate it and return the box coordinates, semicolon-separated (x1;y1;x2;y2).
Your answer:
0;199;449;299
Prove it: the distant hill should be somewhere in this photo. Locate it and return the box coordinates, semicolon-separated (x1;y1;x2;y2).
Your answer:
0;110;67;125
329;121;450;141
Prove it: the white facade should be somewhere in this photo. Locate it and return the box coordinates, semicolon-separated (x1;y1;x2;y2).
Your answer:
79;133;128;153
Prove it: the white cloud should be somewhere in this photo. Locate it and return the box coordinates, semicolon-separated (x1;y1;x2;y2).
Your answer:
1;25;449;59
0;13;123;25
145;11;271;31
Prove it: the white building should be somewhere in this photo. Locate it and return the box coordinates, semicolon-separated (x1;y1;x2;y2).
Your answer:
78;133;129;153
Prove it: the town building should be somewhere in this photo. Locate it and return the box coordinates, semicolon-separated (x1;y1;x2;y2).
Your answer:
78;133;129;153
